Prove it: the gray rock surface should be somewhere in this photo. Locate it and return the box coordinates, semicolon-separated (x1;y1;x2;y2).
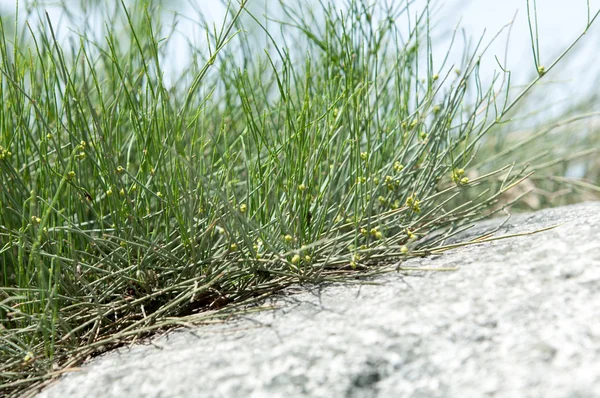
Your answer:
37;202;600;398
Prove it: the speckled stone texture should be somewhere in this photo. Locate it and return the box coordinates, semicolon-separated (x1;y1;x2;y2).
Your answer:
36;202;600;398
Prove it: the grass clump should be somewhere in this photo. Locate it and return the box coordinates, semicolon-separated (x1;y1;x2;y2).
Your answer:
0;0;598;395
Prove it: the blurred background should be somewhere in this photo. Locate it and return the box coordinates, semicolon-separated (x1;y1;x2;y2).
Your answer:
1;0;598;101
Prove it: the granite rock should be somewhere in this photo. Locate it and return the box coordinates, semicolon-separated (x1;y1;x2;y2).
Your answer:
36;202;600;398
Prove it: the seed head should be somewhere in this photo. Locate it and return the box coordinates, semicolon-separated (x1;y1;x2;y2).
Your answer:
538;65;545;75
23;352;34;363
405;194;421;213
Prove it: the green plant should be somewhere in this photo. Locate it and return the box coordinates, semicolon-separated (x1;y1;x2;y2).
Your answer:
0;1;598;395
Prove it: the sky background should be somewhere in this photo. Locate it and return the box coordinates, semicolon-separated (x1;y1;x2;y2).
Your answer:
194;0;600;110
0;0;598;105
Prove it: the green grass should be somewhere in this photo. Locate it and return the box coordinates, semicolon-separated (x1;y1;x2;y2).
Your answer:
1;0;599;395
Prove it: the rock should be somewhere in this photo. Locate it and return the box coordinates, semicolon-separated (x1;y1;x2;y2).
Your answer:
36;202;600;398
